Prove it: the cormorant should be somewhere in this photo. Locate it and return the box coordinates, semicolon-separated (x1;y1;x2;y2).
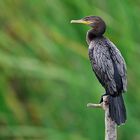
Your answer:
71;16;127;125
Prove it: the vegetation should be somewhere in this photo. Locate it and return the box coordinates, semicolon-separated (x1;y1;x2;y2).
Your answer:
0;0;140;139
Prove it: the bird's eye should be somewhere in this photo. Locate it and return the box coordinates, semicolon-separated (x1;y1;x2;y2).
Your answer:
84;17;90;21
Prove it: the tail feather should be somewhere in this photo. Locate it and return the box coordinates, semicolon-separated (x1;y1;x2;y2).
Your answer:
108;95;126;125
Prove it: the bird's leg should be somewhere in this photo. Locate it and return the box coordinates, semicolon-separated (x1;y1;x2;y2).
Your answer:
99;93;108;103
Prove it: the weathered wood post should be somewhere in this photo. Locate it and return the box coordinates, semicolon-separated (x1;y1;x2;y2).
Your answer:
87;96;117;140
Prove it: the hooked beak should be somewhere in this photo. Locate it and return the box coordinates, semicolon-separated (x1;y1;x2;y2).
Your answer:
70;19;92;25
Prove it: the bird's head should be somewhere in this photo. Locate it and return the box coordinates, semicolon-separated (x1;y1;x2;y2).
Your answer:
71;16;106;36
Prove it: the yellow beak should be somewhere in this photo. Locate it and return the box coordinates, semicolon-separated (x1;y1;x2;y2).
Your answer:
70;19;92;25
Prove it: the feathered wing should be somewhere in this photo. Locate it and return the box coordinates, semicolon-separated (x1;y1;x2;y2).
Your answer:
106;39;127;92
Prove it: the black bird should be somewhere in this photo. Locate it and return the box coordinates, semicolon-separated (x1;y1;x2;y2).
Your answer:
71;16;127;125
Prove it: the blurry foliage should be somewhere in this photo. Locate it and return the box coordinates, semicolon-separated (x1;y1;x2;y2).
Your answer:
0;0;140;139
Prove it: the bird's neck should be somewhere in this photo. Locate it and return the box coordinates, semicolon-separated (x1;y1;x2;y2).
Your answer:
86;29;103;45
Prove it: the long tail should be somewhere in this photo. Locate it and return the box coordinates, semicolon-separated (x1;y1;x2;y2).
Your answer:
108;94;126;125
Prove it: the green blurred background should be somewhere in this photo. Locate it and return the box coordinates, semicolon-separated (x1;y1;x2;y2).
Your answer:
0;0;140;139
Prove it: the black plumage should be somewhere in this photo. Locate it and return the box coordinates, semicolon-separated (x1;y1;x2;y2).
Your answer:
71;16;127;125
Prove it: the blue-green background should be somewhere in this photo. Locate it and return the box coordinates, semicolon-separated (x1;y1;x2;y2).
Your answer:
0;0;140;139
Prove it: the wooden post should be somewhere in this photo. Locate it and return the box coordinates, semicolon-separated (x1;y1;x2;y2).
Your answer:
87;96;117;140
